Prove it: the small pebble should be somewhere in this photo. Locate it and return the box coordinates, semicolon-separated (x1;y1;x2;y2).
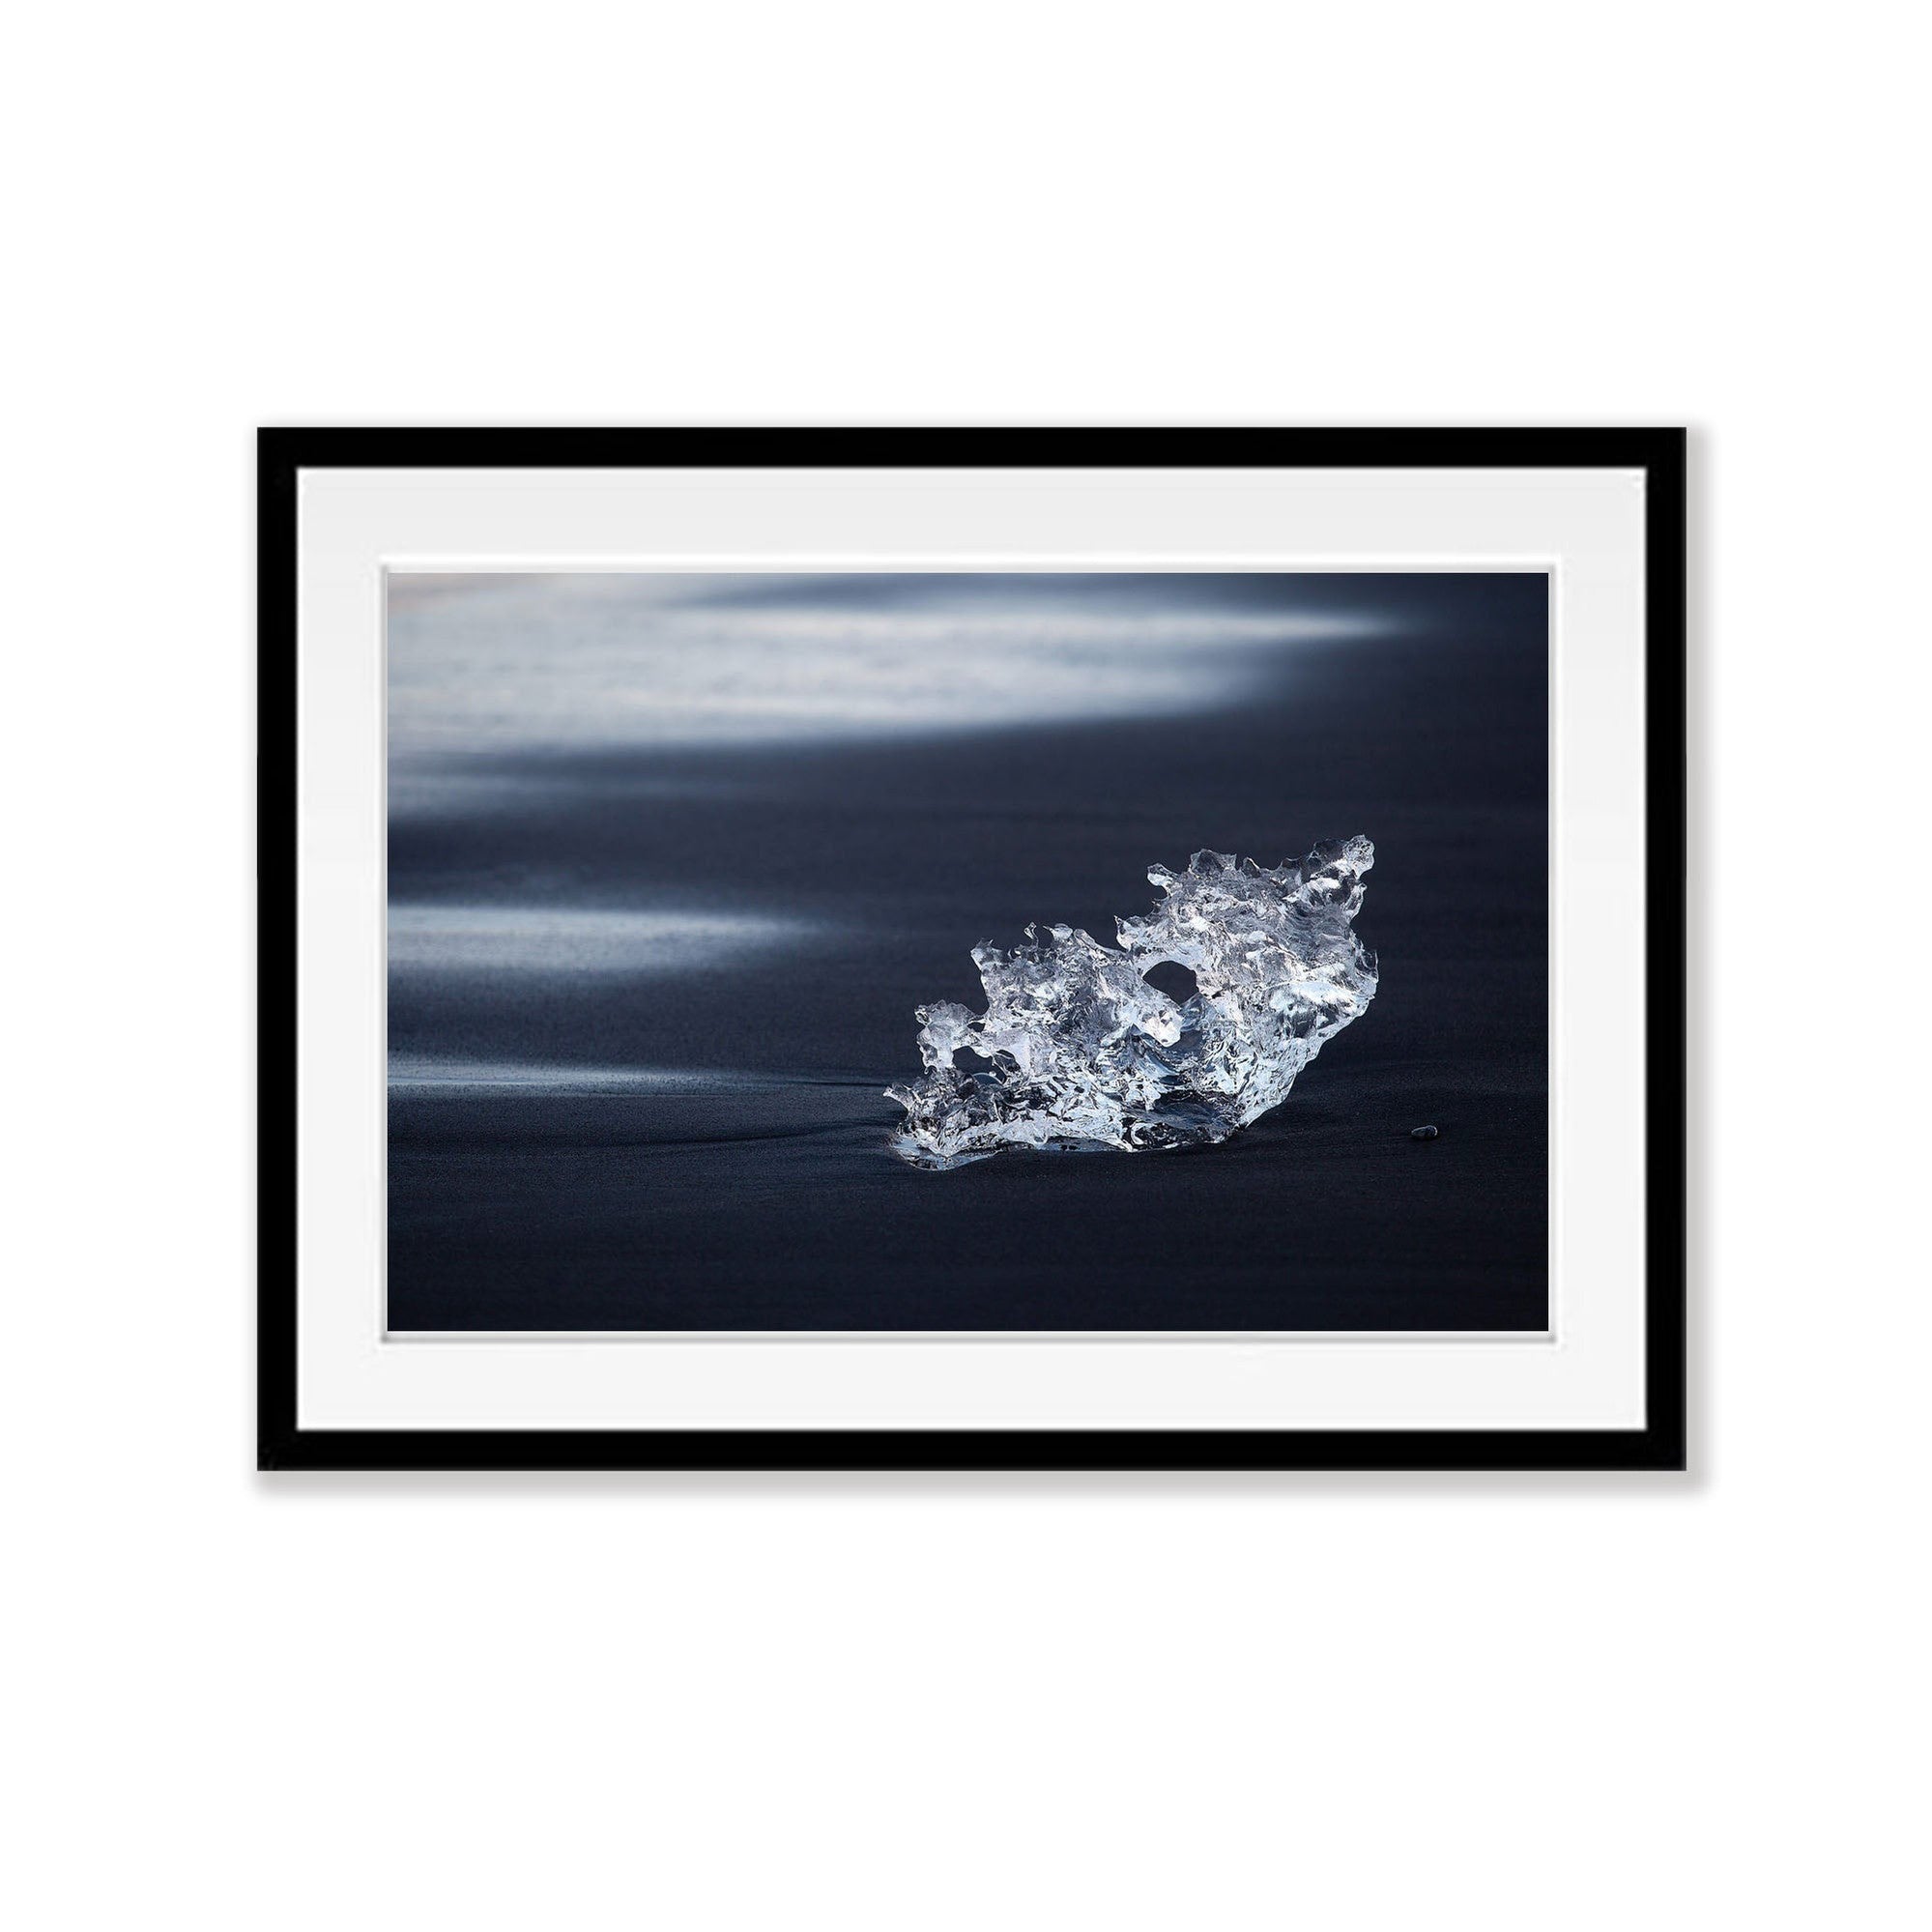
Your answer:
1409;1124;1439;1140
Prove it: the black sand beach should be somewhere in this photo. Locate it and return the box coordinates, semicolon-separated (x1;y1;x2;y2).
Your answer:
388;572;1547;1330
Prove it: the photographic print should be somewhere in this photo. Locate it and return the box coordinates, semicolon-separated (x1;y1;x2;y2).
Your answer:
265;427;1683;1469
386;566;1550;1334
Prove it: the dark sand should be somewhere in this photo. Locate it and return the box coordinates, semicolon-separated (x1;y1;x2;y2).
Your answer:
389;574;1547;1330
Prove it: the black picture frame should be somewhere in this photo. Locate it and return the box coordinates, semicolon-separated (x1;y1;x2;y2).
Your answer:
259;427;1687;1473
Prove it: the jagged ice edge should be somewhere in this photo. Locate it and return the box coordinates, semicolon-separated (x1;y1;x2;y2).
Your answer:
886;837;1377;1168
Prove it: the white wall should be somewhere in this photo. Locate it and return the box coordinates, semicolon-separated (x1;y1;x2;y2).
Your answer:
6;4;1924;1927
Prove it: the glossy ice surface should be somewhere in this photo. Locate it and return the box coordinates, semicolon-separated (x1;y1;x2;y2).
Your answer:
888;838;1378;1168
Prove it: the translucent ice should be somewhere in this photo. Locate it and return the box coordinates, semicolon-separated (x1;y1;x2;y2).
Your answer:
887;838;1378;1168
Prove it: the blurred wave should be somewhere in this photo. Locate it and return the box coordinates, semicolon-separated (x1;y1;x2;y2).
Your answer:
388;573;1392;804
388;904;813;977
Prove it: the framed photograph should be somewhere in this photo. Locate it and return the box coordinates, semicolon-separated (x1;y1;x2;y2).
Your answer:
261;428;1686;1471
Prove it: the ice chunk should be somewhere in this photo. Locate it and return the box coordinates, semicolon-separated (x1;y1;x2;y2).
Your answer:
886;839;1377;1168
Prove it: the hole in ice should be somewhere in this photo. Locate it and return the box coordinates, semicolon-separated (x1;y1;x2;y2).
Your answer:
1140;961;1198;1004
